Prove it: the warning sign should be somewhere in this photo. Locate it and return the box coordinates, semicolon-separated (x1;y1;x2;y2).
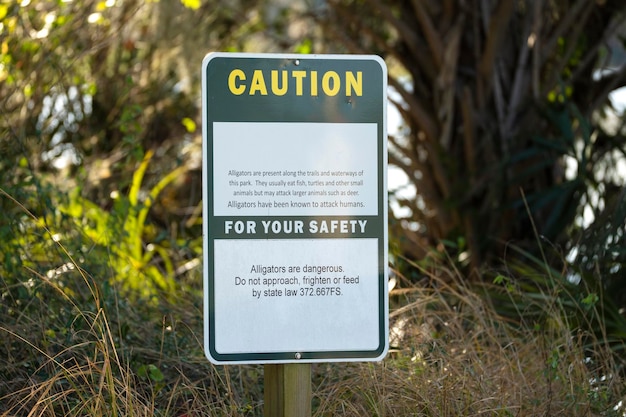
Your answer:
202;53;388;364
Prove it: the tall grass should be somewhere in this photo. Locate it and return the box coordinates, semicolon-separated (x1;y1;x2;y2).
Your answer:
313;257;625;416
1;188;624;416
0;263;257;416
3;260;624;416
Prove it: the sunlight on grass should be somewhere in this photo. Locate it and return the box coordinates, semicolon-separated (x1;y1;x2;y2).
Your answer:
1;186;625;416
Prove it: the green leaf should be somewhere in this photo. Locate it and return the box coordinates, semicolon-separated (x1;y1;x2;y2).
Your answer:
581;293;599;307
148;364;164;382
294;39;312;54
493;275;507;285
138;364;164;382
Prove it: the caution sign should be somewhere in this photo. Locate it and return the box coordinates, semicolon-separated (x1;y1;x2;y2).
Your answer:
202;53;388;364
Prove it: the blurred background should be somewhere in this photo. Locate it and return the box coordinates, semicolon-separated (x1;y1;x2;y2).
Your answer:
2;1;626;415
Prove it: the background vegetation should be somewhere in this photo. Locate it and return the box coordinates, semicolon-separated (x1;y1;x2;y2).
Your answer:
1;0;626;415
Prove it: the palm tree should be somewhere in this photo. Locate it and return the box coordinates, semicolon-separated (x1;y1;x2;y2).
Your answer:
315;0;626;279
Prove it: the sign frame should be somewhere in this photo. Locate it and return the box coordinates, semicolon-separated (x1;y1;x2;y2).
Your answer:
202;52;388;364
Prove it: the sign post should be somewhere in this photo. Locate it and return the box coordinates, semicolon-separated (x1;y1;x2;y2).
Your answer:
264;363;311;416
202;52;388;413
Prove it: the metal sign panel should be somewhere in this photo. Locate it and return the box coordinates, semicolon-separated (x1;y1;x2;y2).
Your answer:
202;53;388;364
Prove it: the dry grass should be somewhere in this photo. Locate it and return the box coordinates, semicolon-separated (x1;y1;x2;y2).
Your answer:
1;259;624;416
313;273;624;417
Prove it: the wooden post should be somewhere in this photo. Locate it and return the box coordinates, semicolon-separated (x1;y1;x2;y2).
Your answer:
264;363;311;417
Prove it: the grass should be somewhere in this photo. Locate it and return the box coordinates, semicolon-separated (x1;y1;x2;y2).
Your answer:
1;187;624;416
2;253;624;417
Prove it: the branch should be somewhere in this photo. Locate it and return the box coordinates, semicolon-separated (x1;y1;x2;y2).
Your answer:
504;15;532;136
437;17;463;150
410;0;443;70
478;0;516;83
360;0;423;64
461;86;477;183
541;0;590;64
541;2;594;98
388;76;439;144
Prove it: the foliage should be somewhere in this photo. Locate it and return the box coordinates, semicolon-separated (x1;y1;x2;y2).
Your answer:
0;0;275;298
311;0;626;274
56;151;189;299
1;0;265;204
487;243;626;359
